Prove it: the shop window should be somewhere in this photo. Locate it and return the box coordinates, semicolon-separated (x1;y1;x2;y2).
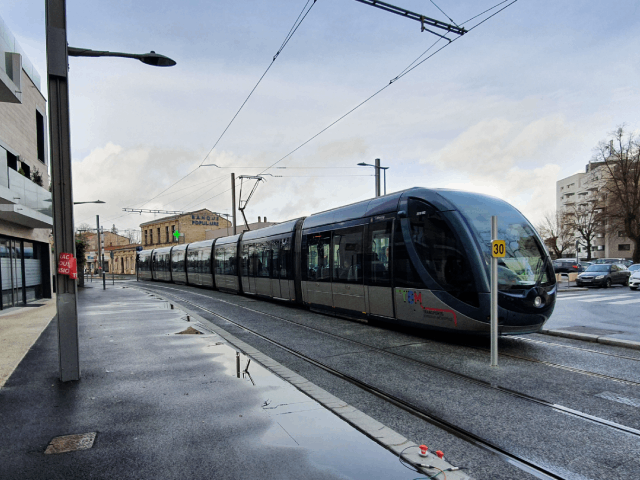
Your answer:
618;244;631;251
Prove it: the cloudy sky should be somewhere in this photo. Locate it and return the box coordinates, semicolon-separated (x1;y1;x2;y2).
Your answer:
4;0;640;234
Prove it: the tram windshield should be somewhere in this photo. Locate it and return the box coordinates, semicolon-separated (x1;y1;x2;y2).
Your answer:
437;190;553;290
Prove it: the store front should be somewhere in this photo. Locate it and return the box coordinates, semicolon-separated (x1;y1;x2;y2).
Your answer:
0;236;49;308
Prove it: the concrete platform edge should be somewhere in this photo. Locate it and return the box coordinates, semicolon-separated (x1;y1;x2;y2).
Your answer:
131;286;473;480
541;328;640;350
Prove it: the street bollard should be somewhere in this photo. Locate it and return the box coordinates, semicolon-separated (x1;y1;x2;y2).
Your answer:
102;272;106;290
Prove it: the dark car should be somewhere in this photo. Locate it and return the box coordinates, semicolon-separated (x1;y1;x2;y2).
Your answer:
553;259;586;273
576;263;631;288
594;258;633;267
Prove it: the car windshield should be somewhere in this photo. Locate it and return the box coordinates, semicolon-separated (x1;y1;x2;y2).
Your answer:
629;264;640;272
586;265;610;272
437;190;553;289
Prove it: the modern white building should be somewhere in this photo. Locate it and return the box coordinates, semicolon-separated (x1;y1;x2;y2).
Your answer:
0;15;53;308
556;162;633;260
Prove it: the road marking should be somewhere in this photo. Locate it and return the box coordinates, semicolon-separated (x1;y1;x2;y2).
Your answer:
557;294;614;301
607;297;640;305
580;295;633;303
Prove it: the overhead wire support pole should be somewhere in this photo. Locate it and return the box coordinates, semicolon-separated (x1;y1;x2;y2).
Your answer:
237;176;266;231
353;0;466;36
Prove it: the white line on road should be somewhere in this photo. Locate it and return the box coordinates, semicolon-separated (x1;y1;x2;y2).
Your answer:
580;295;633;303
607;298;640;305
557;294;616;301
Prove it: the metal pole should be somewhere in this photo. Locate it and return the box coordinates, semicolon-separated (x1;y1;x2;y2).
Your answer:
231;173;237;235
102;253;106;290
490;215;498;367
47;0;80;381
96;215;102;276
374;158;381;197
383;168;387;195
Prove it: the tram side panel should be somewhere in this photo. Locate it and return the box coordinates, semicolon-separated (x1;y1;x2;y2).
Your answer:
185;240;214;287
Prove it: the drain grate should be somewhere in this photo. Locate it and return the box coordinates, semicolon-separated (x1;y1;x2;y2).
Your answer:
44;432;96;454
596;391;640;408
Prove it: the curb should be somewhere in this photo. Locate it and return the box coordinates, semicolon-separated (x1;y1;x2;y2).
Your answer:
541;329;640;351
131;286;473;480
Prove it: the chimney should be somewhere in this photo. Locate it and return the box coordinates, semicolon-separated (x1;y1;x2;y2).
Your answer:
258;216;261;223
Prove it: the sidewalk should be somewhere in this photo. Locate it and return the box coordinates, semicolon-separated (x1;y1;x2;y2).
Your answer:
0;285;469;480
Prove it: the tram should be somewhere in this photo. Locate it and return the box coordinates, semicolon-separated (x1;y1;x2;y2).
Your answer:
137;188;556;335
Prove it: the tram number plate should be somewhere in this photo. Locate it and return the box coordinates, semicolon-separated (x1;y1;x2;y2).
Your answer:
492;240;506;258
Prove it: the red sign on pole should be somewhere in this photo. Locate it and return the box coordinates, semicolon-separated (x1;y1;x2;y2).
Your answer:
58;253;78;279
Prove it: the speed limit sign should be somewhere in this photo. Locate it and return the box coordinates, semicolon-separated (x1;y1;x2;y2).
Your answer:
491;240;506;258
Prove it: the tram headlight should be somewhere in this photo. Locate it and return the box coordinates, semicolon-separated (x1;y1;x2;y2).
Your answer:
534;296;543;308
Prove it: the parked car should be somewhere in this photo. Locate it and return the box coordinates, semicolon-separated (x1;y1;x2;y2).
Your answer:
552;259;586;273
630;268;640;290
576;263;631;288
594;258;634;267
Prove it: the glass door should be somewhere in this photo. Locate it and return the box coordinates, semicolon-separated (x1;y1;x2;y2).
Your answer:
1;238;24;308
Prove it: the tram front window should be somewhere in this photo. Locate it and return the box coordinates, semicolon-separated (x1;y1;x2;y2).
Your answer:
437;190;554;291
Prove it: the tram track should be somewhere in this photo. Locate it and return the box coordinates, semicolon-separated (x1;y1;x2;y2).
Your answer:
132;283;640;480
512;336;640;362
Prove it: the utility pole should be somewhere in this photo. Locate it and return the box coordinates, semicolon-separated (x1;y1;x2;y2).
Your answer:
96;215;102;276
375;158;381;197
47;0;79;381
231;173;237;235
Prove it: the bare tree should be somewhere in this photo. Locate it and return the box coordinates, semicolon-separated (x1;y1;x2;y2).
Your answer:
592;126;640;263
565;197;604;261
535;210;573;259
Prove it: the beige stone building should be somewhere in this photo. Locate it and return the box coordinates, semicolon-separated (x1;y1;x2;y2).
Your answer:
141;209;231;248
205;216;276;239
0;16;53;308
104;244;140;275
80;231;132;273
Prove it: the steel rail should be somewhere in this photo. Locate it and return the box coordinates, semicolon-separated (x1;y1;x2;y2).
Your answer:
133;283;640;478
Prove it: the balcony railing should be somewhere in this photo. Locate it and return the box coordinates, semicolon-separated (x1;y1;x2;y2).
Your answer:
0;162;52;218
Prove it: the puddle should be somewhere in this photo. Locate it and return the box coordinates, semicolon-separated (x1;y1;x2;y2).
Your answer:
205;342;420;479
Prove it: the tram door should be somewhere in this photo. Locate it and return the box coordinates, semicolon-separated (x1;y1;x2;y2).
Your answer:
1;238;24;308
331;227;366;314
365;221;394;318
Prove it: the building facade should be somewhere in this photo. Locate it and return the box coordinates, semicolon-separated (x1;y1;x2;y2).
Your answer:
104;244;140;275
205;216;276;240
0;16;52;308
80;231;132;273
141;209;231;248
556;162;634;260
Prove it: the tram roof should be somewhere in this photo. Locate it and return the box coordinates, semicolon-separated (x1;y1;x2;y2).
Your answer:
241;218;300;241
302;189;412;229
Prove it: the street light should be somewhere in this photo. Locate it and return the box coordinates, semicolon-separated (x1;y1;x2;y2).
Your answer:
47;0;176;382
73;200;105;205
67;48;176;67
200;164;221;167
358;159;389;196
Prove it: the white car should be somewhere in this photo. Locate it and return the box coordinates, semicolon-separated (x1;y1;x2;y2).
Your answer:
630;270;640;290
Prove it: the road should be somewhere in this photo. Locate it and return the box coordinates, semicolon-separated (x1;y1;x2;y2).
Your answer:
546;286;640;343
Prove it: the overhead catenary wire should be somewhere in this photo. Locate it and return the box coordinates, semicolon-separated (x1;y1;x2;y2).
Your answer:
128;0;318;210
135;0;518;215
256;0;519;178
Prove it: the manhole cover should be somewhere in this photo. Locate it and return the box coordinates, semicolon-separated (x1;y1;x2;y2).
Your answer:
45;432;96;454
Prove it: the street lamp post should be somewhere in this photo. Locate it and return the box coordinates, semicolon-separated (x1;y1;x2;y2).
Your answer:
46;0;175;382
358;159;389;197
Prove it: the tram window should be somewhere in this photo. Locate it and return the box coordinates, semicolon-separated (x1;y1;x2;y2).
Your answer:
215;247;224;275
393;227;422;288
408;199;478;307
332;227;363;284
241;244;249;276
280;238;292;279
202;248;211;273
306;232;331;282
225;246;237;275
365;221;391;286
272;240;280;279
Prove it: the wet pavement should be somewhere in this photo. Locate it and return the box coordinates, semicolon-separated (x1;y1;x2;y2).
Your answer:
0;285;467;480
133;281;640;480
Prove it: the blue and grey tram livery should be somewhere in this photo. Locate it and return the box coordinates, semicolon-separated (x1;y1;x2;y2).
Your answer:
137;188;556;335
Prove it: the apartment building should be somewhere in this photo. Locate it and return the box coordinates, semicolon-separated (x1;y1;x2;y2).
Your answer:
556;162;633;260
0;16;53;308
